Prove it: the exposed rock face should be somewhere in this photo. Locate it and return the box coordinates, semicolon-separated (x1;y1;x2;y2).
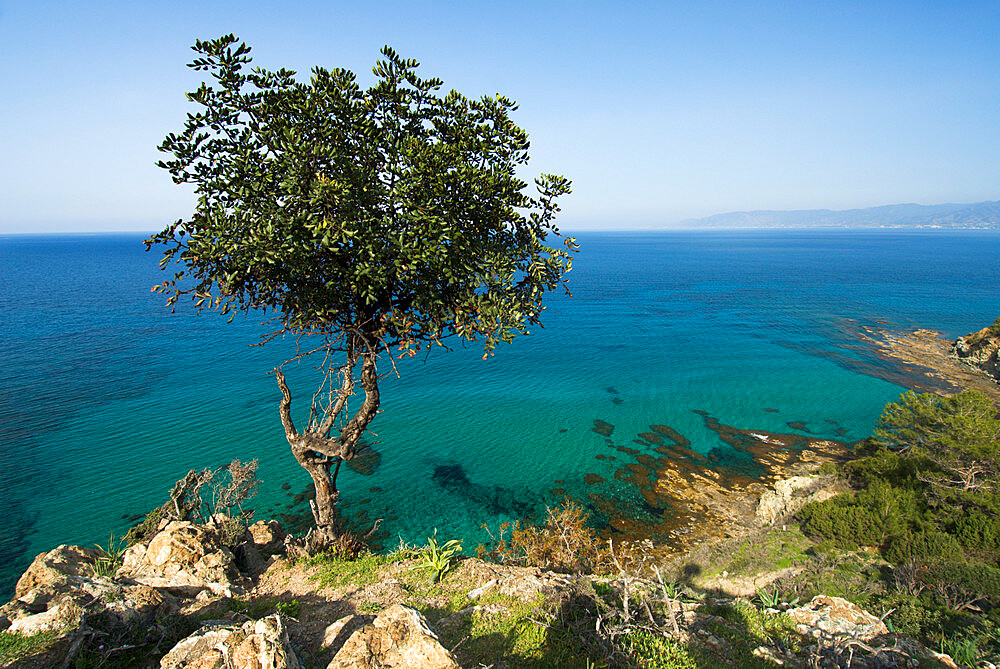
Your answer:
755;475;839;526
250;520;287;553
326;604;460;669
955;318;1000;382
786;595;888;641
160;614;300;669
118;520;245;597
13;544;102;610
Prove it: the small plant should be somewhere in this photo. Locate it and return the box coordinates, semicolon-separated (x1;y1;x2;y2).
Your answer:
411;529;462;583
755;587;781;609
274;599;301;618
90;531;127;578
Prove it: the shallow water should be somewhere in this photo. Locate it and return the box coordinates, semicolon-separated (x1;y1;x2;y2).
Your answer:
2;229;998;595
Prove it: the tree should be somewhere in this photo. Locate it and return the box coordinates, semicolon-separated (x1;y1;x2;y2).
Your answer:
147;35;577;548
874;390;1000;496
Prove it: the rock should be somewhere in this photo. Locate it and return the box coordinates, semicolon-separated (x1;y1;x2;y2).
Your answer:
8;596;83;634
467;579;496;600
786;595;887;641
118;521;245;597
327;604;459;669
955;318;1000;382
14;544;102;609
755;475;838;525
250;520;287;552
320;614;372;653
160;614;300;669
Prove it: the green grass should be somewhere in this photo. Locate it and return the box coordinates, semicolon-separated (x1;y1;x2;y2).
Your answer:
303;551;392;589
722;525;813;576
432;591;592;669
0;629;63;663
627;631;698;669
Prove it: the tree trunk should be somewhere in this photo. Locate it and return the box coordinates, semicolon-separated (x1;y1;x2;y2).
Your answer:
274;351;380;550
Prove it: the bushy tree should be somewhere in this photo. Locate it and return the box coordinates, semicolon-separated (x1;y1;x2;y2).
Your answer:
874;390;1000;495
148;35;576;547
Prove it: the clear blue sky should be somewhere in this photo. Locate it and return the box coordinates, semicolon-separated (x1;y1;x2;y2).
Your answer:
2;1;999;232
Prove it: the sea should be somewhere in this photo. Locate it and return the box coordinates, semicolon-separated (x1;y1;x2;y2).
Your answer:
2;229;999;596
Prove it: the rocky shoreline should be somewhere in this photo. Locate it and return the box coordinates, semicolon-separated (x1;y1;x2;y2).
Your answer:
857;326;1000;403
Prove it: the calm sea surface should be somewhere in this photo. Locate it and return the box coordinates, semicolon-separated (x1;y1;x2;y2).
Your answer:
2;230;999;595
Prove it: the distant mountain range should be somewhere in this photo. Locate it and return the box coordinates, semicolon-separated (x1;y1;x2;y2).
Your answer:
680;201;1000;229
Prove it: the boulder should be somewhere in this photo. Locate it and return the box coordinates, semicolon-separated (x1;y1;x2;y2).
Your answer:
160;614;300;669
786;595;888;641
7;596;84;635
320;614;373;653
118;521;245;597
326;604;460;669
14;544;102;609
250;520;287;553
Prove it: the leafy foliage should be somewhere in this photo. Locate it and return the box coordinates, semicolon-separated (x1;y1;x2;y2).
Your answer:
411;529;463;583
794;390;1000;662
874;390;1000;496
148;34;576;358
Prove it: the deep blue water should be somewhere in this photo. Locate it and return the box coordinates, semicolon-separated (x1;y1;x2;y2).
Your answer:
2;229;999;595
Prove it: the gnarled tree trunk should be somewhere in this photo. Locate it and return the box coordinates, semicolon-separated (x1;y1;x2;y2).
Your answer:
274;349;380;548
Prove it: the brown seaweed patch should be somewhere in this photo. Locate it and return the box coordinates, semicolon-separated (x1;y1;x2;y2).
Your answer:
650;424;692;448
595;454;607;460
552;488;567;496
835;427;850;438
638;432;664;444
593;419;615;437
554;479;565;485
635;453;659;469
633;439;649;446
765;408;780;413
615;445;641;457
584;473;605;485
786;421;813;433
612;397;624;405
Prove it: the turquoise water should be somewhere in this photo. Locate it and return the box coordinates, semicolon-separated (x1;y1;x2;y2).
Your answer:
2;230;999;595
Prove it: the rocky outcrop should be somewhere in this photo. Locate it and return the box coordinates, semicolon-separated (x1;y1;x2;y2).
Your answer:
755;474;840;525
326;604;460;669
250;520;287;553
118;520;246;597
955;317;1000;382
160;614;300;669
786;595;888;641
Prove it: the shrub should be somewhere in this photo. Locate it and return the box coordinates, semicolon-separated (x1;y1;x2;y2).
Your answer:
479;499;606;574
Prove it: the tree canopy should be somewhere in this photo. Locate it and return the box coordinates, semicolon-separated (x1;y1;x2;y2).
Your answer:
874;390;1000;494
148;34;576;361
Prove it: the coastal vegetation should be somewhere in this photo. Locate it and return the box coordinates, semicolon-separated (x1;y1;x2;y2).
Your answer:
146;35;577;552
